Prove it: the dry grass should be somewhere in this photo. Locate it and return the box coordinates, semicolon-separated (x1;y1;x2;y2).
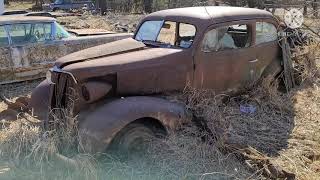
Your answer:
4;1;34;11
1;46;320;179
57;14;144;33
0;26;320;180
0;120;253;180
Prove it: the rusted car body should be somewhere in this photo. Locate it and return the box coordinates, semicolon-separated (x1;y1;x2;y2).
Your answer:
0;15;131;84
30;7;283;153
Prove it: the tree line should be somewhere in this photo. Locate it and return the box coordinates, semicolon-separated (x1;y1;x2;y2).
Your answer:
97;0;319;14
4;0;320;15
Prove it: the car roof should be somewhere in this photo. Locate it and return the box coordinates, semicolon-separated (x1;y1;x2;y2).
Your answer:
144;6;275;27
0;15;56;25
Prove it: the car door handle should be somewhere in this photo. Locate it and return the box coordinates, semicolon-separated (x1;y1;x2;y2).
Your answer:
249;59;259;63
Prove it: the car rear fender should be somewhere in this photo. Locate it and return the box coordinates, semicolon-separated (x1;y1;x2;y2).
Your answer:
261;57;283;79
78;96;192;153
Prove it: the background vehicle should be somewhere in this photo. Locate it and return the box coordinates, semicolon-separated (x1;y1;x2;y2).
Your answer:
30;6;283;154
0;15;131;84
43;0;95;12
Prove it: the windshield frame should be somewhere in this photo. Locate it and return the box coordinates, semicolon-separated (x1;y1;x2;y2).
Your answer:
134;20;164;42
134;20;197;49
53;21;71;39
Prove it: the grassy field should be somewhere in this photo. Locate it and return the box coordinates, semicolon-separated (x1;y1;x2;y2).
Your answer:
4;1;34;11
1;4;320;179
0;58;319;179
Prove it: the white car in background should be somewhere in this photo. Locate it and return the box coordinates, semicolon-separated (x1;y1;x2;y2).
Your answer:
0;15;130;84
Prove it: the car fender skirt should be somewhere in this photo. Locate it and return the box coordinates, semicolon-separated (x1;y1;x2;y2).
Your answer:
78;96;192;154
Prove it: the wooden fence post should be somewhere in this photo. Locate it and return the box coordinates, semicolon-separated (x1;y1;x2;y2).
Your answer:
313;0;319;18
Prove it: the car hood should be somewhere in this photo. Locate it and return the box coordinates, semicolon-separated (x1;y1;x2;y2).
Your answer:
61;40;193;94
56;38;145;68
67;29;116;36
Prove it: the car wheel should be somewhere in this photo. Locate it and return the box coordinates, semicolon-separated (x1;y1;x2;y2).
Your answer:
108;122;166;159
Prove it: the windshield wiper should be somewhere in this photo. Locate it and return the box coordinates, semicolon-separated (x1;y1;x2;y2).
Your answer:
140;40;172;48
140;40;160;47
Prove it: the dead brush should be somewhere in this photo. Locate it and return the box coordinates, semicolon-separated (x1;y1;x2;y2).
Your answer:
0;92;98;180
0;121;40;161
172;77;296;178
293;41;320;85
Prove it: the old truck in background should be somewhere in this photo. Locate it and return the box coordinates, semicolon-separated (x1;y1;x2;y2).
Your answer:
43;0;95;11
0;15;131;84
29;7;284;155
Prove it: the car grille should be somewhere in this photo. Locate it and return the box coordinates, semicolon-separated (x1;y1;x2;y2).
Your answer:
47;72;76;130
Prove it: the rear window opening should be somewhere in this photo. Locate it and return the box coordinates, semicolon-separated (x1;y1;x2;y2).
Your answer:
202;24;251;52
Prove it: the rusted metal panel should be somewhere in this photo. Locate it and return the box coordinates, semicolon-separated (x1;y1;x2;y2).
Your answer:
56;37;144;67
67;29;116;36
0;48;13;82
0;16;55;25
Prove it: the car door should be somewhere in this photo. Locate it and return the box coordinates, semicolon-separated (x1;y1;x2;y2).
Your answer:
0;25;14;84
253;20;281;79
7;22;63;82
193;20;258;93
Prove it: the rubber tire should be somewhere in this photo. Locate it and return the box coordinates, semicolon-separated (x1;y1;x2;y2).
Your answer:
108;122;165;159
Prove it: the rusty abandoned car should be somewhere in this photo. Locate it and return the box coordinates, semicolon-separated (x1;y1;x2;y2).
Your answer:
0;15;130;84
29;6;283;154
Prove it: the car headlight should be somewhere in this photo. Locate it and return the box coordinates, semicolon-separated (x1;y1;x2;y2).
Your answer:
46;70;55;84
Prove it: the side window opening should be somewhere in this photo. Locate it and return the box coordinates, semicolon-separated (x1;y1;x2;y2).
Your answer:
177;23;196;48
8;24;32;45
157;21;177;46
256;22;278;45
202;24;251;52
0;26;9;46
33;23;52;42
54;22;71;39
8;23;53;45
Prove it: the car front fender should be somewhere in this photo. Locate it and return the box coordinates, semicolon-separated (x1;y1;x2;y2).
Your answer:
29;80;51;120
78;96;192;153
